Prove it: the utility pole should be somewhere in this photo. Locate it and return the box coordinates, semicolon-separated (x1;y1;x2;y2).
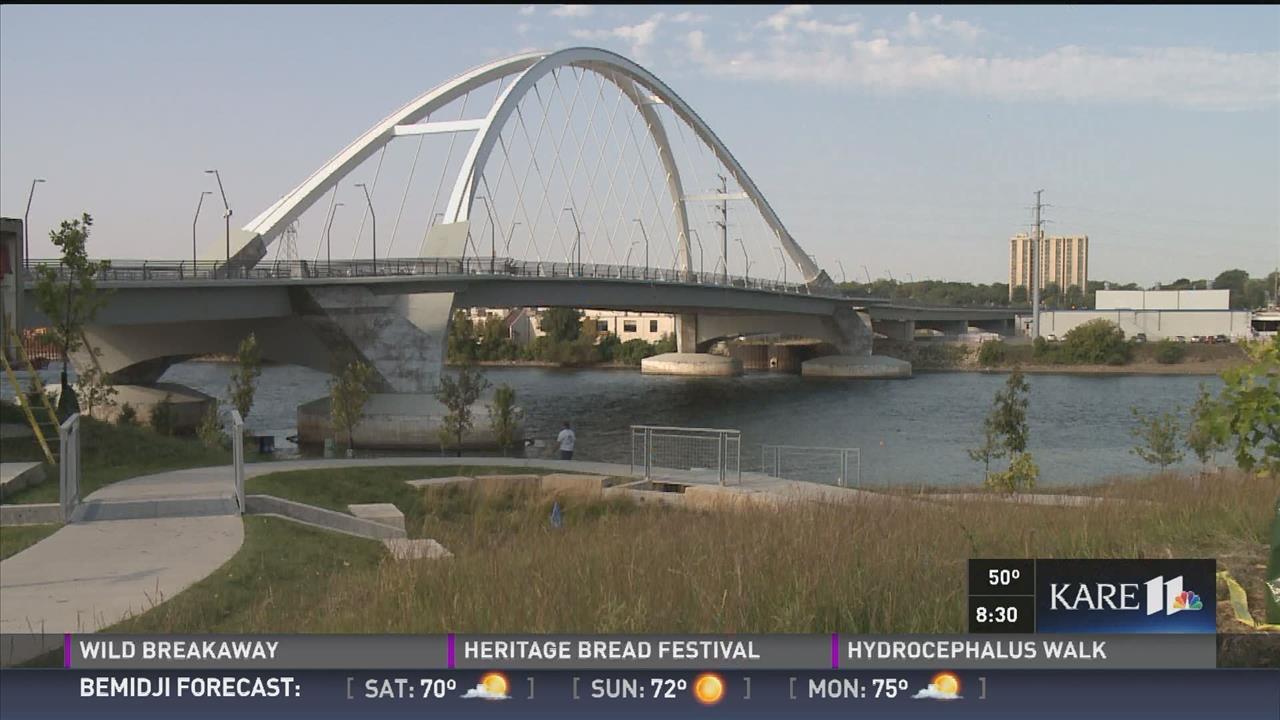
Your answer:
714;173;729;282
1031;189;1045;339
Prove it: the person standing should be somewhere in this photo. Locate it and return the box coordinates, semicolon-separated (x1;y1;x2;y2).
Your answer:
557;421;576;460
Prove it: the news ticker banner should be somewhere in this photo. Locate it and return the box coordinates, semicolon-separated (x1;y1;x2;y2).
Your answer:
29;633;1214;670
968;558;1218;634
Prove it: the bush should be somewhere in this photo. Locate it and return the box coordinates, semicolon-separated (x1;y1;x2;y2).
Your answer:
1060;319;1131;365
150;394;176;436
977;340;1007;367
196;402;226;449
1154;339;1186;364
985;452;1039;493
117;402;138;427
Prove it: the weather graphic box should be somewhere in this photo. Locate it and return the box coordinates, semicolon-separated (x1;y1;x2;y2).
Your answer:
1034;559;1217;634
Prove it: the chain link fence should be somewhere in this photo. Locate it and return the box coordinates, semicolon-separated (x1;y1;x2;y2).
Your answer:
630;425;741;485
761;444;860;488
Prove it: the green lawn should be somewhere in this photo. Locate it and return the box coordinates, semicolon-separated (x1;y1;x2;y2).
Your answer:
0;523;61;561
1;417;244;504
245;465;571;537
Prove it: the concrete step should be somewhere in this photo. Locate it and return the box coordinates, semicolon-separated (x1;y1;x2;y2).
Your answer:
72;494;240;522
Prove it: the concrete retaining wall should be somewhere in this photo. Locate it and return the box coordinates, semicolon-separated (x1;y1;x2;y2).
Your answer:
0;503;62;527
245;494;406;539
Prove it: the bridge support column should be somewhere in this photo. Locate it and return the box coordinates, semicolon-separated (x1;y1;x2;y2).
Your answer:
675;313;697;353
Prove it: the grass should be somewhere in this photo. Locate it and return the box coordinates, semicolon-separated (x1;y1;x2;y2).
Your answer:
245;465;572;537
1;417;237;504
0;524;61;561
103;466;1277;643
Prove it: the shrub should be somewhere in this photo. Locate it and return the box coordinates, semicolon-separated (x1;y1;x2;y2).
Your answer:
1154;339;1186;364
977;340;1007;367
117;402;138;427
150;394;176;436
1129;406;1185;469
1060;319;1131;365
488;385;523;456
197;402;226;449
985;452;1039;493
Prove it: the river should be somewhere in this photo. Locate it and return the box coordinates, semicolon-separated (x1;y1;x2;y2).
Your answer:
146;362;1220;487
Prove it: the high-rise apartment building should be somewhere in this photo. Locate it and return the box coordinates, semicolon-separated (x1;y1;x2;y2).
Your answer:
1008;233;1089;300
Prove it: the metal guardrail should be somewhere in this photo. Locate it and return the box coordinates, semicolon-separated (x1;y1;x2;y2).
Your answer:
21;256;818;296
630;424;741;486
58;413;81;522
762;444;860;488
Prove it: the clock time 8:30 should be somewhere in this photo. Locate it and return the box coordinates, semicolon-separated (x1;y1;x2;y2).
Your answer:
975;605;1019;623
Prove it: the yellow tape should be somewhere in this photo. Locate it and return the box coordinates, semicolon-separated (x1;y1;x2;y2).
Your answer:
1217;570;1280;632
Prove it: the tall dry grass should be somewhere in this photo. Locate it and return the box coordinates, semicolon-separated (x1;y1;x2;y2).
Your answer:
144;470;1273;635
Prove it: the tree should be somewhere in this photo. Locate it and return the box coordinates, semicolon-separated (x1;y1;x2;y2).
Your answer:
539;307;582;343
435;359;490;457
228;333;262;422
74;347;117;419
1129;406;1185;470
31;213;112;417
1192;337;1280;475
1186;385;1226;471
330;361;374;455
986;452;1039;493
488;384;523;456
968;420;1006;485
1009;286;1028;305
990;370;1031;454
1212;269;1250;309
1060;318;1131;365
447;309;478;363
197;401;226;449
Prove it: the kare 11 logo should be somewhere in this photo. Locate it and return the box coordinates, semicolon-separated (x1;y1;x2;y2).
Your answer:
1035;560;1216;633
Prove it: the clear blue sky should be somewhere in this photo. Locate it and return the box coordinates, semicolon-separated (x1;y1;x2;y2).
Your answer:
2;4;1277;285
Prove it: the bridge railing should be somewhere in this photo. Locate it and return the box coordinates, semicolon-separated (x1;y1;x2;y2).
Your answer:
22;257;816;295
761;444;861;488
630;425;741;486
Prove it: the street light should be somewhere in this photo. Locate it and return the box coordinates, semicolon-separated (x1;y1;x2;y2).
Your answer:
504;221;521;255
355;183;376;271
23;178;45;270
624;240;640;268
632;218;650;279
192;190;212;269
324;202;344;274
561;207;581;275
689;228;705;278
475;195;497;273
204;170;231;265
734;238;749;279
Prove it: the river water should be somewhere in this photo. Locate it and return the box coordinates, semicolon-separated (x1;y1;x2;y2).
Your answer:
148;362;1219;487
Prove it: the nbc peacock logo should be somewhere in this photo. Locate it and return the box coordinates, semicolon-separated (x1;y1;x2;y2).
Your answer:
1171;589;1203;612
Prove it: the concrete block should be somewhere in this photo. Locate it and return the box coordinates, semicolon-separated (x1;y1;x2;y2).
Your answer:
0;503;63;527
540;473;610;498
0;462;46;501
405;476;474;490
347;502;407;532
802;354;912;379
641;352;743;376
473;474;542;493
383;538;453;561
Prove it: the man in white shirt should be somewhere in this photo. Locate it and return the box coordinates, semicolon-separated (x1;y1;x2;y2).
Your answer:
557;421;576;460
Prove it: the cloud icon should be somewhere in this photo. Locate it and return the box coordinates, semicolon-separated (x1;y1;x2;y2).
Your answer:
912;684;962;701
461;684;509;700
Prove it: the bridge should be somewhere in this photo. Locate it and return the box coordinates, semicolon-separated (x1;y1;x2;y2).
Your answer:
1;47;1014;444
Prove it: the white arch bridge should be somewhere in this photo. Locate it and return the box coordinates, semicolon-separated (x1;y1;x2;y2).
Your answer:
22;47;885;393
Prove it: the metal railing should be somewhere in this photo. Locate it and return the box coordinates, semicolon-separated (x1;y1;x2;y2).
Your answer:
22;256;821;296
58;413;81;522
630;425;741;486
761;444;860;488
231;409;245;513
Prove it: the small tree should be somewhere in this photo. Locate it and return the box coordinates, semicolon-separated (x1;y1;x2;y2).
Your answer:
31;213;112;418
1193;337;1280;475
986;452;1039;493
330;361;374;455
228;333;262;422
117;402;138;427
1186;385;1226;472
539;307;582;343
967;419;1006;484
488;384;523;456
75;349;118;420
435;360;490;457
150;394;176;436
1129;406;1185;470
197;401;226;449
990;370;1031;454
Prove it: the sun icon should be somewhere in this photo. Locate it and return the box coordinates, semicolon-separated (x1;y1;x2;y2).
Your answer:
692;673;725;705
931;672;961;697
481;672;509;697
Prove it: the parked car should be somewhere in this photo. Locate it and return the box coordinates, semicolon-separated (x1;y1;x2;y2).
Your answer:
1175;336;1188;343
1045;334;1058;342
1133;333;1147;343
1214;334;1229;344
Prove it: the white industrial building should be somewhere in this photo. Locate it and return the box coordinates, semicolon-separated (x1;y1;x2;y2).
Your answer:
1029;289;1254;340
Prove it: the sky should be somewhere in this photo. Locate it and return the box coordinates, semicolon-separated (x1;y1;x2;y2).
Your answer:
2;4;1277;285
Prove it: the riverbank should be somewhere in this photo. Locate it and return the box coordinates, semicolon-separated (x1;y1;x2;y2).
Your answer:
885;339;1249;375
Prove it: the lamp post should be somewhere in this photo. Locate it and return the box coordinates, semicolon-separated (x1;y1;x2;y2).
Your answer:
561;207;581;275
624;240;640;268
734;238;749;280
632;218;649;280
355;183;376;272
324;202;344;275
689;228;705;278
504;221;521;255
192;190;211;270
23;178;45;271
204;169;231;266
